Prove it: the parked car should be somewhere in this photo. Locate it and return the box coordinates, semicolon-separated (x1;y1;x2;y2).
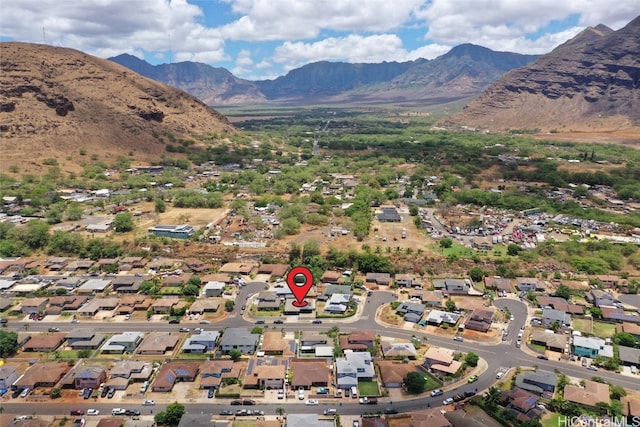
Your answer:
467;375;478;383
537;355;549;360
179;327;190;332
277;390;284;399
324;409;337;415
443;397;454;405
496;372;505;379
453;336;464;342
86;409;100;416
106;388;115;398
384;408;398;414
464;390;476;398
70;410;85;416
208;388;215;398
255;320;265;324
312;319;323;324
273;319;283;324
305;399;319;405
230;400;243;406
242;399;256;405
142;400;155;406
453;394;465;402
431;389;444;397
48;327;60;332
125;409;140;416
587;365;599;371
359;397;377;405
219;410;233;415
168;318;180;324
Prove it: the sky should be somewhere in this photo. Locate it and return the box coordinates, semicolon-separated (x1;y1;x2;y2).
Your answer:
0;1;637;81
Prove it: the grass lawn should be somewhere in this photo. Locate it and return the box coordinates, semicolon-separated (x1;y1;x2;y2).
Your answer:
358;381;380;396
572;317;592;334
542;413;562;427
423;372;441;391
232;421;257;427
530;343;546;354
592;321;616;338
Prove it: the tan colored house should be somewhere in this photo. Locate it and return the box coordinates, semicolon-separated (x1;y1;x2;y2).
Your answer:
377;360;417;388
23;332;66;352
564;380;610;408
244;363;285;390
200;360;244;390
151;297;179;314
423;346;462;375
388;408;451;427
137;332;180;355
20;297;48;314
13;362;68;390
261;331;289;355
219;262;257;275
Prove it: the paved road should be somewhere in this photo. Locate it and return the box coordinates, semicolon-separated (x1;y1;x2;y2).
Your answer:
3;285;640;417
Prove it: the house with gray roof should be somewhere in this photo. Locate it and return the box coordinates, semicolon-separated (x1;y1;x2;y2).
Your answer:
219;328;260;354
335;350;375;389
515;370;557;396
325;293;351;313
101;331;144;354
396;302;426;322
203;281;225;297
76;278;112;294
182;331;220;353
425;309;460;326
618;346;640;368
432;278;471;295
542;308;571;327
572;335;612;359
66;328;106;350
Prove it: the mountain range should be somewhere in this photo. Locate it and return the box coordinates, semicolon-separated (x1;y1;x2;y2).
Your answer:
109;44;539;106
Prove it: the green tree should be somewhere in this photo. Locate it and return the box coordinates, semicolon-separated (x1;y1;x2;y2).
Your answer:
445;298;456;312
154;402;185;427
225;300;235;312
468;266;485;283
507;243;522;256
155;198;167;213
113;212;134;232
613;332;639;348
404;371;426;394
182;284;200;296
464;352;479;367
229;349;242;361
0;330;19;356
590;307;603;319
65;202;84;221
50;388;62;399
483;386;502;410
439;238;453;249
554;285;572;300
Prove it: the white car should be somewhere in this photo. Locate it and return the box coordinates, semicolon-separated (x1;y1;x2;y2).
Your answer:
87;409;100;416
430;389;444;397
443;397;454;405
142;400;156;406
496;372;504;379
305;399;319;405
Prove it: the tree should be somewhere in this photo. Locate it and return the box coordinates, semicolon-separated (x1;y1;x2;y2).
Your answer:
590;307;603;320
225;300;235;312
468;266;485;283
0;330;19;357
155;198;167;213
465;352;479;367
507;243;522;256
229;349;242;361
113;212;134;232
483;386;502;410
276;407;285;419
404;371;426;394
182;284;200;296
613;332;639;348
445;298;456;312
554;285;572;300
439;238;453;249
154;402;185;427
50;388;62;399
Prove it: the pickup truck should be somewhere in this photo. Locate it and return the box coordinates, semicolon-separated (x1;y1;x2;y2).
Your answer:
316;387;329;394
359;397;378;405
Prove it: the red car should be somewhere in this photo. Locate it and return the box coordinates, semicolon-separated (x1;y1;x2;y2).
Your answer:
70;410;85;416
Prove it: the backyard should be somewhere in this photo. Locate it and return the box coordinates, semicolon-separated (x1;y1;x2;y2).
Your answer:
358;381;380;396
572;318;617;337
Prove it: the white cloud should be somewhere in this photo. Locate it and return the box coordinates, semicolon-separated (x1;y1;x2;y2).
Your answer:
219;0;423;41
0;0;227;61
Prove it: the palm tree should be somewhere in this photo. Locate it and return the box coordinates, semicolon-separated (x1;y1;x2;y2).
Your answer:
483;386;502;410
276;407;285;420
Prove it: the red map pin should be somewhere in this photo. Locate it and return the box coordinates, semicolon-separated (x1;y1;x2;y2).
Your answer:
287;266;314;307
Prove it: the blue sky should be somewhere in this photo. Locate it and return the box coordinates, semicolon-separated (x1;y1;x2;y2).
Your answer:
0;1;636;80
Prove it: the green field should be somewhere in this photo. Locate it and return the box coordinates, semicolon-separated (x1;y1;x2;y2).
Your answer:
358;381;380;396
423;372;442;391
572;318;617;338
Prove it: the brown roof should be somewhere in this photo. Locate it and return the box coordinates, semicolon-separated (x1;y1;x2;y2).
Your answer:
618;322;640;335
424;346;454;365
261;331;290;354
377;360;417;384
15;361;68;388
621;395;640;416
153;362;200;390
564;380;610;407
290;359;329;388
23;332;66;351
257;263;289;276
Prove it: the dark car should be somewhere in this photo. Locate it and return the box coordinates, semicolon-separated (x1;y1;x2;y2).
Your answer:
464;390;476;398
70;410;85;416
453;394;465;402
83;388;93;399
230;400;243;406
384;408;398;414
537;355;549;360
273;319;283;324
100;387;110;398
0;319;8;324
312;320;323;324
208;388;215;398
168;318;180;324
255;320;265;324
219;410;233;415
125;409;140;416
12;389;21;399
242;399;256;405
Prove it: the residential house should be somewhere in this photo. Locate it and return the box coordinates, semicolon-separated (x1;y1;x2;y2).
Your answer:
101;331;144;354
536;296;584;315
514;370;557;395
325;293;351;313
381;341;417;359
66;328;106;350
617;322;640;339
484;277;514;293
594;275;622;289
261;331;291;356
420;290;445;307
203;281;225;297
45;296;86;315
300;332;330;355
542;308;571;327
182;331;220;353
244;358;285;390
432;278;471;295
257;263;289;279
336;351;376;389
45;257;68;271
322;284;352;296
396;302;426;323
515;277;541;292
289;359;330;389
340;330;376;352
51;277;86;293
394;274;414;288
200;360;243;390
78;297;120;317
151;297;179;314
111;275;143;293
219;328;260;354
500;388;544;422
530;331;568;353
465;309;495;332
0;365;19;390
572;335;607;359
108;360;153;389
189;299;220;314
256;291;280;311
148;224;195;239
218;262;257;276
152;362;200;392
601;307;640;323
377;360;416;388
377;207;401;222
422;346;462;375
320;270;342;284
23;332;66;352
390;408;451;427
283;298;314;315
365;272;391;286
564;380;610;409
618;346;640;369
621;395;640;426
425;310;461;327
12;362;68;390
586;289;619;308
72;366;107;390
137;332;180;355
19;297;48;314
286;414;334;427
76;278;112;294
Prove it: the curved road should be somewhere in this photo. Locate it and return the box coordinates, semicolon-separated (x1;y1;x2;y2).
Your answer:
3;286;639;417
